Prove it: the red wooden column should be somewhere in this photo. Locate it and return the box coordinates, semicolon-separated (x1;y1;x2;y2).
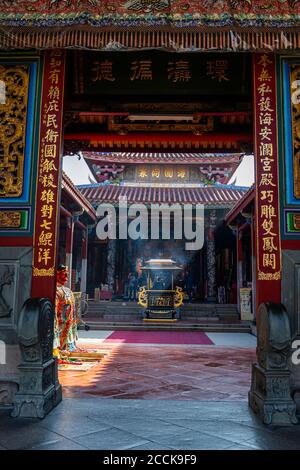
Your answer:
31;50;66;304
253;53;281;313
236;226;243;311
80;228;88;294
65;216;75;289
250;215;257;320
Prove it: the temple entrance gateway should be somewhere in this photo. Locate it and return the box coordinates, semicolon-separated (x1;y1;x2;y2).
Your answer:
64;49;251;313
0;3;300;424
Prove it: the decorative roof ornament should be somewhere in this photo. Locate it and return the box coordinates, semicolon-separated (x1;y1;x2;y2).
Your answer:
124;0;170;12
1;1;300;50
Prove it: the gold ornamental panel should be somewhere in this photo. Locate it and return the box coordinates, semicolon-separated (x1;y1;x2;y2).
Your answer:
293;213;300;230
291;65;300;200
0;64;29;198
0;210;21;228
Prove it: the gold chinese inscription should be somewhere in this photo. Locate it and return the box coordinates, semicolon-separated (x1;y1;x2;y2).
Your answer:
0;64;29;198
33;50;65;278
130;60;153;81
0;210;21;228
206;60;230;82
167;61;191;83
290;65;300;199
136;165;190;182
91;61;115;82
255;54;281;281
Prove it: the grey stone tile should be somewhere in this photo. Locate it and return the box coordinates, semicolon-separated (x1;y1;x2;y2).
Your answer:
0;424;65;450
129;442;173;450
30;438;89;450
73;427;150;450
159;418;266;444
0;415;41;430
266;424;300;437
1;398;300;451
206;333;256;348
225;444;260;450
0;444;7;450
40;414;111;438
162;412;265;430
151;430;237;450
105;417;188;440
244;435;300;450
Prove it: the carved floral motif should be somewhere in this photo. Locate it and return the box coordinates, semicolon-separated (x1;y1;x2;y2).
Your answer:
0;1;299;26
291;65;300;200
0;210;21;228
0;265;15;318
0;64;29;198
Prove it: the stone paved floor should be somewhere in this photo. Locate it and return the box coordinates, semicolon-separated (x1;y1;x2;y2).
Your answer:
1;332;299;450
0;399;300;450
59;332;256;400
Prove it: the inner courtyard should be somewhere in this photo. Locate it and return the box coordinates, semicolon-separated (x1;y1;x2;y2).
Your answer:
1;0;300;454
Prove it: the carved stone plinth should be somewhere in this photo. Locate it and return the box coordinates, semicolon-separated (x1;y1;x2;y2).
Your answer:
249;302;297;425
12;298;62;418
249;364;297;425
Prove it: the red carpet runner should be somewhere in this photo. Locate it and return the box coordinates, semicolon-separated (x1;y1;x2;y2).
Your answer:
103;330;214;345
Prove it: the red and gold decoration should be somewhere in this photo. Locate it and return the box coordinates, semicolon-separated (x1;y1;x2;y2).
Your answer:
54;265;77;358
1;1;299;21
0;64;29;198
65;132;250;153
253;53;281;302
0;1;300;28
54;265;108;368
0;211;21;229
31;50;66;300
289;64;300;200
1;2;300;51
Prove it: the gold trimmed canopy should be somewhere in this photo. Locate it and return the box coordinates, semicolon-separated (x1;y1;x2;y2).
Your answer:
1;1;300;51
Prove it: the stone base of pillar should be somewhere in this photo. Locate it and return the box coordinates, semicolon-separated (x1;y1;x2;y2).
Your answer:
11;359;62;418
206;296;217;303
249;364;297;425
11;298;62;419
0;381;19;408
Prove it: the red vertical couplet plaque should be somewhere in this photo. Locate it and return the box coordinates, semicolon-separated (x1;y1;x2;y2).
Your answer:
253;53;281;307
31;50;66;302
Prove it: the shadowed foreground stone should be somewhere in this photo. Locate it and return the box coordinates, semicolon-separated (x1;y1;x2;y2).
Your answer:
249;302;297;425
12;298;61;419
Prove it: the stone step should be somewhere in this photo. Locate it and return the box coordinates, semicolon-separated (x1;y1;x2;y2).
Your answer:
87;302;239;317
86;302;240;322
97;312;233;318
79;321;251;333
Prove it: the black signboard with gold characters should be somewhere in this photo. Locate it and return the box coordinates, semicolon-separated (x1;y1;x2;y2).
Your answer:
73;51;250;96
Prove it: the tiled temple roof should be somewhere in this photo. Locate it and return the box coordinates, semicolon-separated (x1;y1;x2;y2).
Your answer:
62;172;97;222
83;152;242;165
78;183;247;208
225;186;255;225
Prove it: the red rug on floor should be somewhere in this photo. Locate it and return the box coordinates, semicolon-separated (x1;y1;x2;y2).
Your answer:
103;330;214;345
